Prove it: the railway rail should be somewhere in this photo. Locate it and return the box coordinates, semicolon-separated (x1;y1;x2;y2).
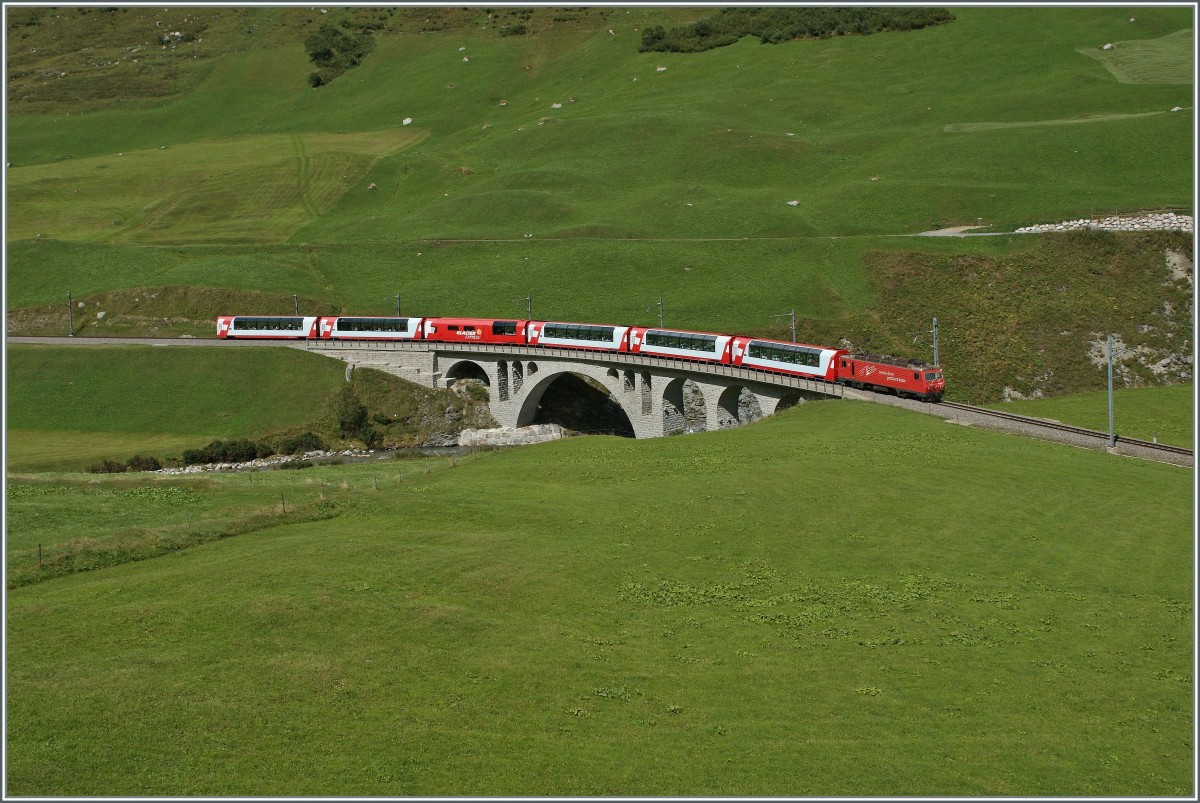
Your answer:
933;399;1193;466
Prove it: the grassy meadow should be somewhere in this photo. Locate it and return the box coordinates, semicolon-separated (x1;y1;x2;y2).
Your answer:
989;383;1195;448
7;7;1193;287
5;345;346;471
6;5;1193;400
5;344;493;473
6;401;1193;796
5;5;1195;797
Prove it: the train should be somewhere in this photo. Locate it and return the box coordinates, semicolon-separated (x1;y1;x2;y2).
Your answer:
216;314;946;401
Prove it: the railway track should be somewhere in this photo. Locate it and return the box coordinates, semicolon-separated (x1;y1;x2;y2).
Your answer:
11;336;1192;465
936;400;1193;464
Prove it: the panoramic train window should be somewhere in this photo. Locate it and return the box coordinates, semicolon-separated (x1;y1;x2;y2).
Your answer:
336;318;409;332
234;317;304;331
544;323;614;342
646;331;717;352
747;342;820;367
492;321;518;336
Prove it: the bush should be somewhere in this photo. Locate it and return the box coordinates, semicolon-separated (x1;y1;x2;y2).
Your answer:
336;386;367;433
124;454;163;472
304;22;375;86
280;431;326;455
182;439;272;465
639;7;953;52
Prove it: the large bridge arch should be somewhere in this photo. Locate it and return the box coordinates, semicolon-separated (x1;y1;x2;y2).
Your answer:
512;363;636;435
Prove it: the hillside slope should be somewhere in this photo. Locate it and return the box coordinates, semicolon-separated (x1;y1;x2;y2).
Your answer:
5;6;1194;403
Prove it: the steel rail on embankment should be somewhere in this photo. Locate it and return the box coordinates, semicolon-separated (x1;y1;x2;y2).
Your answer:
854;392;1193;467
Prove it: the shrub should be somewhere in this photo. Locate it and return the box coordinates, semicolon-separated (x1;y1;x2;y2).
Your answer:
280;431;326;455
304;22;375;86
182;439;272;465
124;454;163;472
639;7;953;52
335;385;377;445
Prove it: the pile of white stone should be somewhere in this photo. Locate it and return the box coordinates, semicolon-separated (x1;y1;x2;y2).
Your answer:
155;449;373;474
1016;212;1192;234
457;424;564;447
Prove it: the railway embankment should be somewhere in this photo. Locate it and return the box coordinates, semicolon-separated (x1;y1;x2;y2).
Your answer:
1015;211;1193;234
845;389;1193;467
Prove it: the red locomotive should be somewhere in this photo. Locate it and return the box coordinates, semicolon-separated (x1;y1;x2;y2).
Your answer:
837;353;945;401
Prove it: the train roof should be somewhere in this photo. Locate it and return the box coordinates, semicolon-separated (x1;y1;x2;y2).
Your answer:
849;352;938;370
641;326;728;337
743;336;839;352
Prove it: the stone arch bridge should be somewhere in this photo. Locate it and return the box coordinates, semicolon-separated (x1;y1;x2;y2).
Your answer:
307;340;841;439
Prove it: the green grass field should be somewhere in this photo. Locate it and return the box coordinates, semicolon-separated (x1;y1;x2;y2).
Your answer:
5;344;345;439
1080;27;1195;84
4;344;491;472
7;7;1192;251
6;128;426;244
6;402;1192;796
989;383;1195;448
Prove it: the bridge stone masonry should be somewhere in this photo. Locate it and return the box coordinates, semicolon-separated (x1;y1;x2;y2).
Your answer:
305;340;841;439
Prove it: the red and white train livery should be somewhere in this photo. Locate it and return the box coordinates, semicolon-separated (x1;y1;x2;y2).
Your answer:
217;314;945;401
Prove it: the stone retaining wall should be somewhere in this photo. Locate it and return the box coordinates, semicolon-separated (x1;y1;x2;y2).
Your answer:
1016;211;1192;234
457;424;564;447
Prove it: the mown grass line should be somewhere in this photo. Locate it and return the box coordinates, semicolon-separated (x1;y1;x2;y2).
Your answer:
6;498;346;590
5;344;346;438
6;430;217;474
1078;28;1194;85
